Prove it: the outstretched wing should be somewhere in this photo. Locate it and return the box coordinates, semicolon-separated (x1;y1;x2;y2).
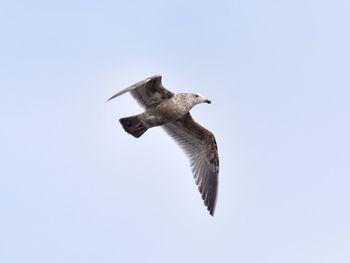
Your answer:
162;113;219;215
107;75;174;108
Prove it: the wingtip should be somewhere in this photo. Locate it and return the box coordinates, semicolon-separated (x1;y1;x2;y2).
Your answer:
105;97;113;103
209;207;215;216
105;93;120;103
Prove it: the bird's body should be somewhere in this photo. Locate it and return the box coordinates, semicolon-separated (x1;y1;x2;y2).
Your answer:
131;93;207;130
107;75;219;215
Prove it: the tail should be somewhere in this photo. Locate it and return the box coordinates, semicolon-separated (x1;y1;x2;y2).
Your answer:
119;115;148;138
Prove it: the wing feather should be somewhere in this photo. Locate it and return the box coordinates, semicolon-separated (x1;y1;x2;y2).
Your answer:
162;113;219;215
107;75;174;108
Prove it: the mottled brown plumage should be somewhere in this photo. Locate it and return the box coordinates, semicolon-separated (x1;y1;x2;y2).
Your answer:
107;75;219;215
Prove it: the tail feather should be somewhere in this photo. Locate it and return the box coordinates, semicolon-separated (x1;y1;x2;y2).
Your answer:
119;115;148;138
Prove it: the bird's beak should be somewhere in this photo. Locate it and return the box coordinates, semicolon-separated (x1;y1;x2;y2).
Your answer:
205;99;212;104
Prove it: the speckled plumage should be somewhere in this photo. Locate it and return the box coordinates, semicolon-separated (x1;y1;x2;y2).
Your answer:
107;75;219;216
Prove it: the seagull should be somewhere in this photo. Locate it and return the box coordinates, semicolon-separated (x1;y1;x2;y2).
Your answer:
107;75;219;215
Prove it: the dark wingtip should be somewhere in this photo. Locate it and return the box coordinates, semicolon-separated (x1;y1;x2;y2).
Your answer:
106;94;117;103
209;206;215;216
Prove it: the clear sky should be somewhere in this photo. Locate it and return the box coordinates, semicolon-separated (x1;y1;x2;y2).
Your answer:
1;0;350;262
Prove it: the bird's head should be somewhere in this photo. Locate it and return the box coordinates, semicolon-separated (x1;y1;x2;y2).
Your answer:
190;93;211;105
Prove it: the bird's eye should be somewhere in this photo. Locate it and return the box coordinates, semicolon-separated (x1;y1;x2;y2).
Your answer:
195;95;199;98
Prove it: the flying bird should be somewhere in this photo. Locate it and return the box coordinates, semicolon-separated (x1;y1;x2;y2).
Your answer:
107;75;219;215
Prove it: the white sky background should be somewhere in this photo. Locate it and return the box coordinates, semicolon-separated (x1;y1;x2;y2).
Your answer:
1;0;350;262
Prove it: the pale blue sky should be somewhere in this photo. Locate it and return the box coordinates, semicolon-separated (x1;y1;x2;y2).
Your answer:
1;0;350;262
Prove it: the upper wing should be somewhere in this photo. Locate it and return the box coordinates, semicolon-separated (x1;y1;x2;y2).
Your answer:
107;75;174;108
162;113;219;215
